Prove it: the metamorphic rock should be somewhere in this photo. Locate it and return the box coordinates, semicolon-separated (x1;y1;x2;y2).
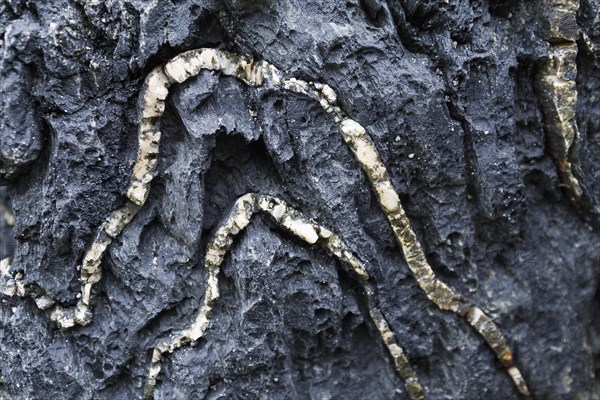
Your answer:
0;1;599;400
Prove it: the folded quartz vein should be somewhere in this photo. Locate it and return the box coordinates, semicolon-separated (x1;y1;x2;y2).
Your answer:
144;193;426;400
0;48;531;398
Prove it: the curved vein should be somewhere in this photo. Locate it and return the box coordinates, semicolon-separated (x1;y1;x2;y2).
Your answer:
143;193;426;400
0;47;531;397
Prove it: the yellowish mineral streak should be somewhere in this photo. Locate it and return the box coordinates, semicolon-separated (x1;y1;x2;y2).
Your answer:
0;199;142;328
0;51;280;327
144;193;425;400
276;57;530;396
536;1;589;217
0;257;17;296
0;47;531;398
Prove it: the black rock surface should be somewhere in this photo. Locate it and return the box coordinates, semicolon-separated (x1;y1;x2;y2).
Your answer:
0;1;599;399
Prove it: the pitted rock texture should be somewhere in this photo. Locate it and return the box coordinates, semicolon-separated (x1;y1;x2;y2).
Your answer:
0;1;599;399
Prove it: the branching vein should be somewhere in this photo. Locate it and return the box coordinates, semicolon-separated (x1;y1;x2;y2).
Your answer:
0;48;531;399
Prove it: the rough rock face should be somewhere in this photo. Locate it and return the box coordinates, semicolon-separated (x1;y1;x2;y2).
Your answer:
0;1;599;399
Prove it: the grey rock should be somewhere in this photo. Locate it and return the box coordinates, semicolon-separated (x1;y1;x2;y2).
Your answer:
0;0;598;399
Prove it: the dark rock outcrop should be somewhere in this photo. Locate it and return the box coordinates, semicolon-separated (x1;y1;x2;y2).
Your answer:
0;1;598;399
